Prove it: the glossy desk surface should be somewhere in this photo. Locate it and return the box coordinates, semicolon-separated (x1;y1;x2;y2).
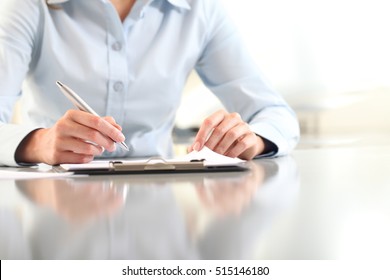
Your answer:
1;146;389;260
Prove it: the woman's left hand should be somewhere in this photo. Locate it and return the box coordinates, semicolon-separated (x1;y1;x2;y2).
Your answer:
189;109;266;160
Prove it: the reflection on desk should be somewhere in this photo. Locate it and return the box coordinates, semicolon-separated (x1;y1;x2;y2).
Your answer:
0;156;299;259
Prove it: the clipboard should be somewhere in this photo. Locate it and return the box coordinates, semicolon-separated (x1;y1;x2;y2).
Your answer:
53;158;248;175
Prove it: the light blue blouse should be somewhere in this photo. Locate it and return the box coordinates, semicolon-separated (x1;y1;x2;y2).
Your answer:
0;0;300;166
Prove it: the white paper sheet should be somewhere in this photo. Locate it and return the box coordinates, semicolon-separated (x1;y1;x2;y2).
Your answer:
175;146;245;166
0;170;73;180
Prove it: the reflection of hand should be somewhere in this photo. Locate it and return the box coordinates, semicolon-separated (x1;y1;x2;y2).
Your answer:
195;162;265;217
15;110;125;165
188;109;266;160
17;179;125;224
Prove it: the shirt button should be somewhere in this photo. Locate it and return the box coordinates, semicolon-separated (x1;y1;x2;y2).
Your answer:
113;81;124;92
111;42;122;51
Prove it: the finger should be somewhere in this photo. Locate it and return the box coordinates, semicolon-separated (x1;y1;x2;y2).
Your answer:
204;112;242;151
225;132;258;159
48;151;94;165
79;125;116;152
191;110;227;151
61;137;105;156
212;122;248;155
65;110;125;143
103;116;122;131
58;118;116;152
233;135;266;160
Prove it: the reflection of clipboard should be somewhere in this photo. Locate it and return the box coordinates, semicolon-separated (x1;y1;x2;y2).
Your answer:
53;158;248;175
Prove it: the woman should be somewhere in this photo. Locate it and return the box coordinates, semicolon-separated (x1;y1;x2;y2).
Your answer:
0;0;299;166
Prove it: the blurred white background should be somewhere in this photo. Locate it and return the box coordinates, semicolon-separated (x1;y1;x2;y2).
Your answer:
176;0;390;148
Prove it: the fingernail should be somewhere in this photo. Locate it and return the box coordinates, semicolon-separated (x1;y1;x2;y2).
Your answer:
118;133;125;142
193;142;201;151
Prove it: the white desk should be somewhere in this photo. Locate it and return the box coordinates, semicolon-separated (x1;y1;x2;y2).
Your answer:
0;146;389;260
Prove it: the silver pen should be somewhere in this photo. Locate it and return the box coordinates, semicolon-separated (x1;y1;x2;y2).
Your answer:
56;81;129;151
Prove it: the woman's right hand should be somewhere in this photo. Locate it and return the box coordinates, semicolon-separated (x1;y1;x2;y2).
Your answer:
15;109;126;165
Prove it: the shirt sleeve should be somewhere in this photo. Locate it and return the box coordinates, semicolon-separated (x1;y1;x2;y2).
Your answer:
0;0;42;166
195;0;300;157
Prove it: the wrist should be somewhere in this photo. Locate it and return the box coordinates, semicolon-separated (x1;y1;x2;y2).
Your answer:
15;128;45;164
256;136;266;155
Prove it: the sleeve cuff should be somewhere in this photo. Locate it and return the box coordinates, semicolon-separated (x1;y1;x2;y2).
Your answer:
0;124;40;167
249;122;299;158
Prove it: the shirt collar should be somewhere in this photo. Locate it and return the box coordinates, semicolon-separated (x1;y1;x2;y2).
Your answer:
47;0;191;10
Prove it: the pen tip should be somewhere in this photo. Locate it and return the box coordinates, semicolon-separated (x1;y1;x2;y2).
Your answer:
120;142;130;151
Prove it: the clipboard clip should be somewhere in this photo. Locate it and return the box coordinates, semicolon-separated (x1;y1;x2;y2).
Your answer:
109;157;205;172
144;158;176;170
